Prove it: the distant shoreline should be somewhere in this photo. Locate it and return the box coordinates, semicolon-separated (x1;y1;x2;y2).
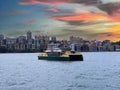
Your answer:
0;51;120;54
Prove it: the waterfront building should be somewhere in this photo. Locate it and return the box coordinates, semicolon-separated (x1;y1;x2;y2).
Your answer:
102;40;111;51
6;37;17;45
49;36;56;42
34;35;40;49
14;44;26;51
14;44;20;50
6;37;17;50
18;36;26;44
114;45;120;51
32;44;36;50
89;40;98;52
0;34;4;40
70;43;81;52
70;36;83;45
81;44;89;52
0;34;4;46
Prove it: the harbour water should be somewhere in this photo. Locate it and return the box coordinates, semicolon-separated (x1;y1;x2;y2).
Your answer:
0;52;120;90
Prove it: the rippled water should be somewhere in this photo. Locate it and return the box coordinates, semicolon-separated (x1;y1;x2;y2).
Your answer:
0;52;120;90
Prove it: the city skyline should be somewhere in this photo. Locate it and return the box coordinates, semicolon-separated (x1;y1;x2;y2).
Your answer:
1;0;120;41
1;31;120;53
0;31;120;42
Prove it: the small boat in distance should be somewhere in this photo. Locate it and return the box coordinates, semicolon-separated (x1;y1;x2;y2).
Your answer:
38;43;83;61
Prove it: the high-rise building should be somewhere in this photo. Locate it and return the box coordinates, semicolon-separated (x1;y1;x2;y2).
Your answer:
50;36;56;42
70;36;83;44
0;34;4;46
26;31;32;40
26;31;33;48
0;34;4;40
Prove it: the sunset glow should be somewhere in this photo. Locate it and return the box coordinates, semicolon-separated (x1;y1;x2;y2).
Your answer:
52;13;109;22
1;0;120;41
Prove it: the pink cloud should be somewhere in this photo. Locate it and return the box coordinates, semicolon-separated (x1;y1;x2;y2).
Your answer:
19;0;101;5
19;0;68;5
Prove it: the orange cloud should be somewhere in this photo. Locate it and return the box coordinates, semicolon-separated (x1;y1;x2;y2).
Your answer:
96;34;119;41
103;25;120;41
52;13;109;22
110;25;120;34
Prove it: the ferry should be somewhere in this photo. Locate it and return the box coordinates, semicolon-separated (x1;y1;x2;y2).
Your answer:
38;43;83;61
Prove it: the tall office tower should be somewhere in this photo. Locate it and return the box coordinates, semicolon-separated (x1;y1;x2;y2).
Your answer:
0;34;4;40
26;31;32;40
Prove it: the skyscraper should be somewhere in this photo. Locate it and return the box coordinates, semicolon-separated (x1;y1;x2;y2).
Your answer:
0;34;4;46
26;31;32;40
0;34;4;40
26;31;32;49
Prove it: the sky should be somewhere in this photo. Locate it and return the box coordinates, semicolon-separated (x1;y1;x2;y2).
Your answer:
0;0;120;41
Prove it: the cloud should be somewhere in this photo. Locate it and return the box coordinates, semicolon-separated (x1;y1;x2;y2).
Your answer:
0;10;24;16
60;28;116;41
19;0;120;23
95;32;120;41
71;0;102;5
17;0;120;41
101;0;120;4
19;0;68;5
109;25;120;35
98;2;120;15
8;10;24;14
52;12;109;25
98;2;120;22
49;3;120;26
26;19;37;24
19;0;102;5
65;20;109;26
59;28;91;39
45;7;59;12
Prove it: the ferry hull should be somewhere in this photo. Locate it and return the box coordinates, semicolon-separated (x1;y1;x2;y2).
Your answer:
38;55;83;61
